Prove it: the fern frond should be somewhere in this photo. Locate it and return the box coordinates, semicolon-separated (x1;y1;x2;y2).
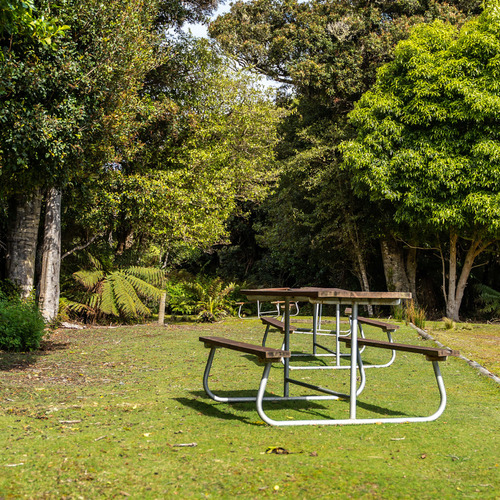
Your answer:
474;284;500;316
85;252;104;271
113;273;151;317
125;267;165;287
73;270;105;290
63;298;95;315
100;277;120;316
125;274;163;300
87;293;101;312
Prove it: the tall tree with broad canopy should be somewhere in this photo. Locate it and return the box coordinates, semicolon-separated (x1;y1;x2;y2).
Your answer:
341;1;500;321
64;37;283;266
0;0;171;319
209;0;482;299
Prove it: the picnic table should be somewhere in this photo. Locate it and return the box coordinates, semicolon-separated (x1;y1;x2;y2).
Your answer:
199;287;459;426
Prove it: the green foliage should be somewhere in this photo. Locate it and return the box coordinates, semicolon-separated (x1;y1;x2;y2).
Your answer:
474;283;500;317
0;279;20;301
209;0;480;290
0;292;45;351
186;277;236;322
66;265;165;322
340;4;500;318
62;36;284;263
342;8;500;236
0;0;69;47
164;281;197;315
0;0;162;198
162;275;238;321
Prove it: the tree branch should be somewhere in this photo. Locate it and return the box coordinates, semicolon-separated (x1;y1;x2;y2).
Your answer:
61;234;101;260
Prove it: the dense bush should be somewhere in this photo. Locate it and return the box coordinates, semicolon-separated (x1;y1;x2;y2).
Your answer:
0;293;46;352
164;275;238;322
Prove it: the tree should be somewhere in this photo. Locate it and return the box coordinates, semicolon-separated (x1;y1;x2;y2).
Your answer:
0;0;162;319
341;2;500;321
209;0;482;297
64;37;283;268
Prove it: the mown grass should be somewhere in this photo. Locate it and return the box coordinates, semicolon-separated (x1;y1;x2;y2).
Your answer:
425;321;500;376
0;317;498;499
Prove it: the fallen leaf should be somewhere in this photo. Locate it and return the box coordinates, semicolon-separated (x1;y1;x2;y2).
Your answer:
173;442;197;447
266;447;289;455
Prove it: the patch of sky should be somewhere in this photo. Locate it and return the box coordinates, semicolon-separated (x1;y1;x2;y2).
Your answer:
182;2;232;39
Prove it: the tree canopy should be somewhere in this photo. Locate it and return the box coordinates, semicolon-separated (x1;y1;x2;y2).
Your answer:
208;0;487;309
341;1;500;319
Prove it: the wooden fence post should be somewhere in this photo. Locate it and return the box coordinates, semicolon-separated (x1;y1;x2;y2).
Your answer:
158;292;166;325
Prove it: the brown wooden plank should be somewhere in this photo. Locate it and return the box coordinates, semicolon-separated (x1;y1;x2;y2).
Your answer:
242;287;412;305
344;310;399;332
260;317;297;332
356;318;399;332
338;337;459;359
199;336;290;361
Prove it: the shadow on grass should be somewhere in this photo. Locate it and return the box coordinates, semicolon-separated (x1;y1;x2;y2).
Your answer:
0;339;68;371
176;389;408;424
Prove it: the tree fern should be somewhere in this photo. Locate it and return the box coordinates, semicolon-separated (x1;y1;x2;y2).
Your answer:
66;265;166;322
124;273;164;300
125;267;165;287
100;277;121;317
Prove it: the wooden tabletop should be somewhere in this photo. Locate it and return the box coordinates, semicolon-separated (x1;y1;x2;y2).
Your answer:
242;287;412;306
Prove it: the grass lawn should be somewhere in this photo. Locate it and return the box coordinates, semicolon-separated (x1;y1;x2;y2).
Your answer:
0;317;498;499
425;321;500;376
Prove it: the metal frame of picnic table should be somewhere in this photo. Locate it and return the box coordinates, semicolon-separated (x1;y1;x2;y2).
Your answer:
237;298;300;320
284;302;353;368
286;303;397;370
231;287;449;426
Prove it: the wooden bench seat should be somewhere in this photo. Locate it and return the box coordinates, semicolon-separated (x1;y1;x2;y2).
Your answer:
200;336;290;362
261;317;297;333
344;308;399;333
260;317;297;349
338;337;459;362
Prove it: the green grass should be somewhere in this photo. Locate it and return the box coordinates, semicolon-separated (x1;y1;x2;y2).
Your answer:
425;321;500;376
0;318;498;498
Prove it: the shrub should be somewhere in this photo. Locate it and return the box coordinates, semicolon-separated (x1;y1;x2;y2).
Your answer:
165;281;197;315
0;293;46;352
474;284;500;319
185;277;236;322
443;317;455;330
396;300;427;329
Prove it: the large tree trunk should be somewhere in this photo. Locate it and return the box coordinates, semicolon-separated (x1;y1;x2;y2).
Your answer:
406;246;417;301
38;188;62;322
380;236;411;292
6;191;43;298
348;224;373;316
443;233;490;322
